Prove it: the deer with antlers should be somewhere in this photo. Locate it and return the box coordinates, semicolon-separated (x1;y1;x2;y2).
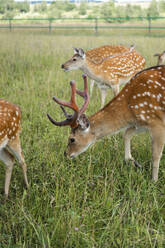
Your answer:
154;51;165;65
0;99;29;197
48;66;165;181
61;45;145;107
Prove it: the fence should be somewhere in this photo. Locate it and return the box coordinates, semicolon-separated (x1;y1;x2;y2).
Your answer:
0;16;165;34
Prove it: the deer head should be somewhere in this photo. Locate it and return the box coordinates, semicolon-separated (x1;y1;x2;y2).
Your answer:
61;48;86;72
47;75;95;157
154;51;165;65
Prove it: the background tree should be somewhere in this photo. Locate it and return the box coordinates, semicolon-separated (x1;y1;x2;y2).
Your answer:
0;0;6;14
17;1;30;13
160;0;165;13
147;0;159;16
64;2;75;12
101;0;115;19
79;2;87;16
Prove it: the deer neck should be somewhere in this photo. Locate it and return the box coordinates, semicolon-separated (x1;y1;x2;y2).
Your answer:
89;96;134;140
80;57;103;82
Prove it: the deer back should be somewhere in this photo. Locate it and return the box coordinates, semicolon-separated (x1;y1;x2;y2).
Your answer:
117;65;165;124
86;50;145;84
0;99;21;146
86;45;129;64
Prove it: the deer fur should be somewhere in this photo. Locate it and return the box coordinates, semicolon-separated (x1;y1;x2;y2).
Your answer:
154;51;165;65
62;45;145;107
0;99;29;197
48;66;165;182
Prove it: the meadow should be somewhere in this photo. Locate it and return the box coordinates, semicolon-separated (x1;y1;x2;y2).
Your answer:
0;29;165;248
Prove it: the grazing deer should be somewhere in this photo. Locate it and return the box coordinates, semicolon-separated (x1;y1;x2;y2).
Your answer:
48;67;165;181
80;45;130;97
61;45;145;107
0;99;29;197
154;51;165;65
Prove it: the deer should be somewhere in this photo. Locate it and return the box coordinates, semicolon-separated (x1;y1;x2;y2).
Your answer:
0;99;29;197
154;51;165;65
77;44;130;96
61;45;145;108
48;66;165;182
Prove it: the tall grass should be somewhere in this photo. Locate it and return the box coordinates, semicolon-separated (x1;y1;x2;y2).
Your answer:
0;30;164;247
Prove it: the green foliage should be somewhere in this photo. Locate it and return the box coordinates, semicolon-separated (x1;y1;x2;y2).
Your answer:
33;2;47;14
0;0;164;19
47;1;76;18
3;10;15;19
160;0;165;13
16;1;30;13
0;0;14;14
79;2;87;16
64;2;76;12
38;0;47;13
0;0;30;16
6;0;15;11
147;0;160;16
0;0;6;14
125;4;134;19
101;1;115;18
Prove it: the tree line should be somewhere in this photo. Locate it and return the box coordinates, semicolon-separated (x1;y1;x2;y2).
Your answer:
0;0;165;19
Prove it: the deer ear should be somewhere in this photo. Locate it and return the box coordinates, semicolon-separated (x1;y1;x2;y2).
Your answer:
78;48;85;59
77;114;90;131
73;47;79;54
73;47;85;59
154;53;160;57
130;44;135;51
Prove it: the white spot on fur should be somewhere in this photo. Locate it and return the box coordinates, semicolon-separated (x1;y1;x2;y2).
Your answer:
140;115;146;121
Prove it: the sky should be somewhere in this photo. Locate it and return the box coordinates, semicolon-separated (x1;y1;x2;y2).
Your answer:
14;0;152;2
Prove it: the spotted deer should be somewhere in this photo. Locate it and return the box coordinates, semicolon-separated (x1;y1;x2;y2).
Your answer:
61;45;145;107
48;67;165;181
0;99;29;197
79;44;130;96
154;51;165;65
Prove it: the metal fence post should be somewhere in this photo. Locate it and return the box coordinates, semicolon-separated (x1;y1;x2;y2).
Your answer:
49;18;52;33
9;19;12;31
95;18;98;34
147;14;151;34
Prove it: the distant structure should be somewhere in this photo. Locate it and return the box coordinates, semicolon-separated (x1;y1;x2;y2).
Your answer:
14;0;152;4
14;0;110;4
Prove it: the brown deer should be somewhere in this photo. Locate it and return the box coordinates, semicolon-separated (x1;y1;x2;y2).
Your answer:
79;44;130;97
0;99;29;197
154;51;165;65
61;45;145;107
48;67;165;181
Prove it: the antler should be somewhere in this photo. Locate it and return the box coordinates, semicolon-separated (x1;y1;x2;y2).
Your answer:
76;74;89;116
47;74;89;129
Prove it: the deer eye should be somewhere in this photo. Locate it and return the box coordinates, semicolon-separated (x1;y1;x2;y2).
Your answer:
73;58;77;61
70;138;75;143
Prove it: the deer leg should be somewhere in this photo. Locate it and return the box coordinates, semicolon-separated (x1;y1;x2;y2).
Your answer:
7;135;29;189
150;127;165;181
112;84;120;96
90;80;95;96
97;87;107;108
0;149;14;197
124;127;136;161
124;127;145;168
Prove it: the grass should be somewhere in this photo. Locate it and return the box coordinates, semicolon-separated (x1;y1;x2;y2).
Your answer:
0;30;165;247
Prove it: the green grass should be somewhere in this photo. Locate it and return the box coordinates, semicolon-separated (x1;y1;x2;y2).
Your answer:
0;30;165;248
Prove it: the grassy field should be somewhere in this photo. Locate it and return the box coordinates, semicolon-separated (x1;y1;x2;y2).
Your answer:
0;30;165;248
